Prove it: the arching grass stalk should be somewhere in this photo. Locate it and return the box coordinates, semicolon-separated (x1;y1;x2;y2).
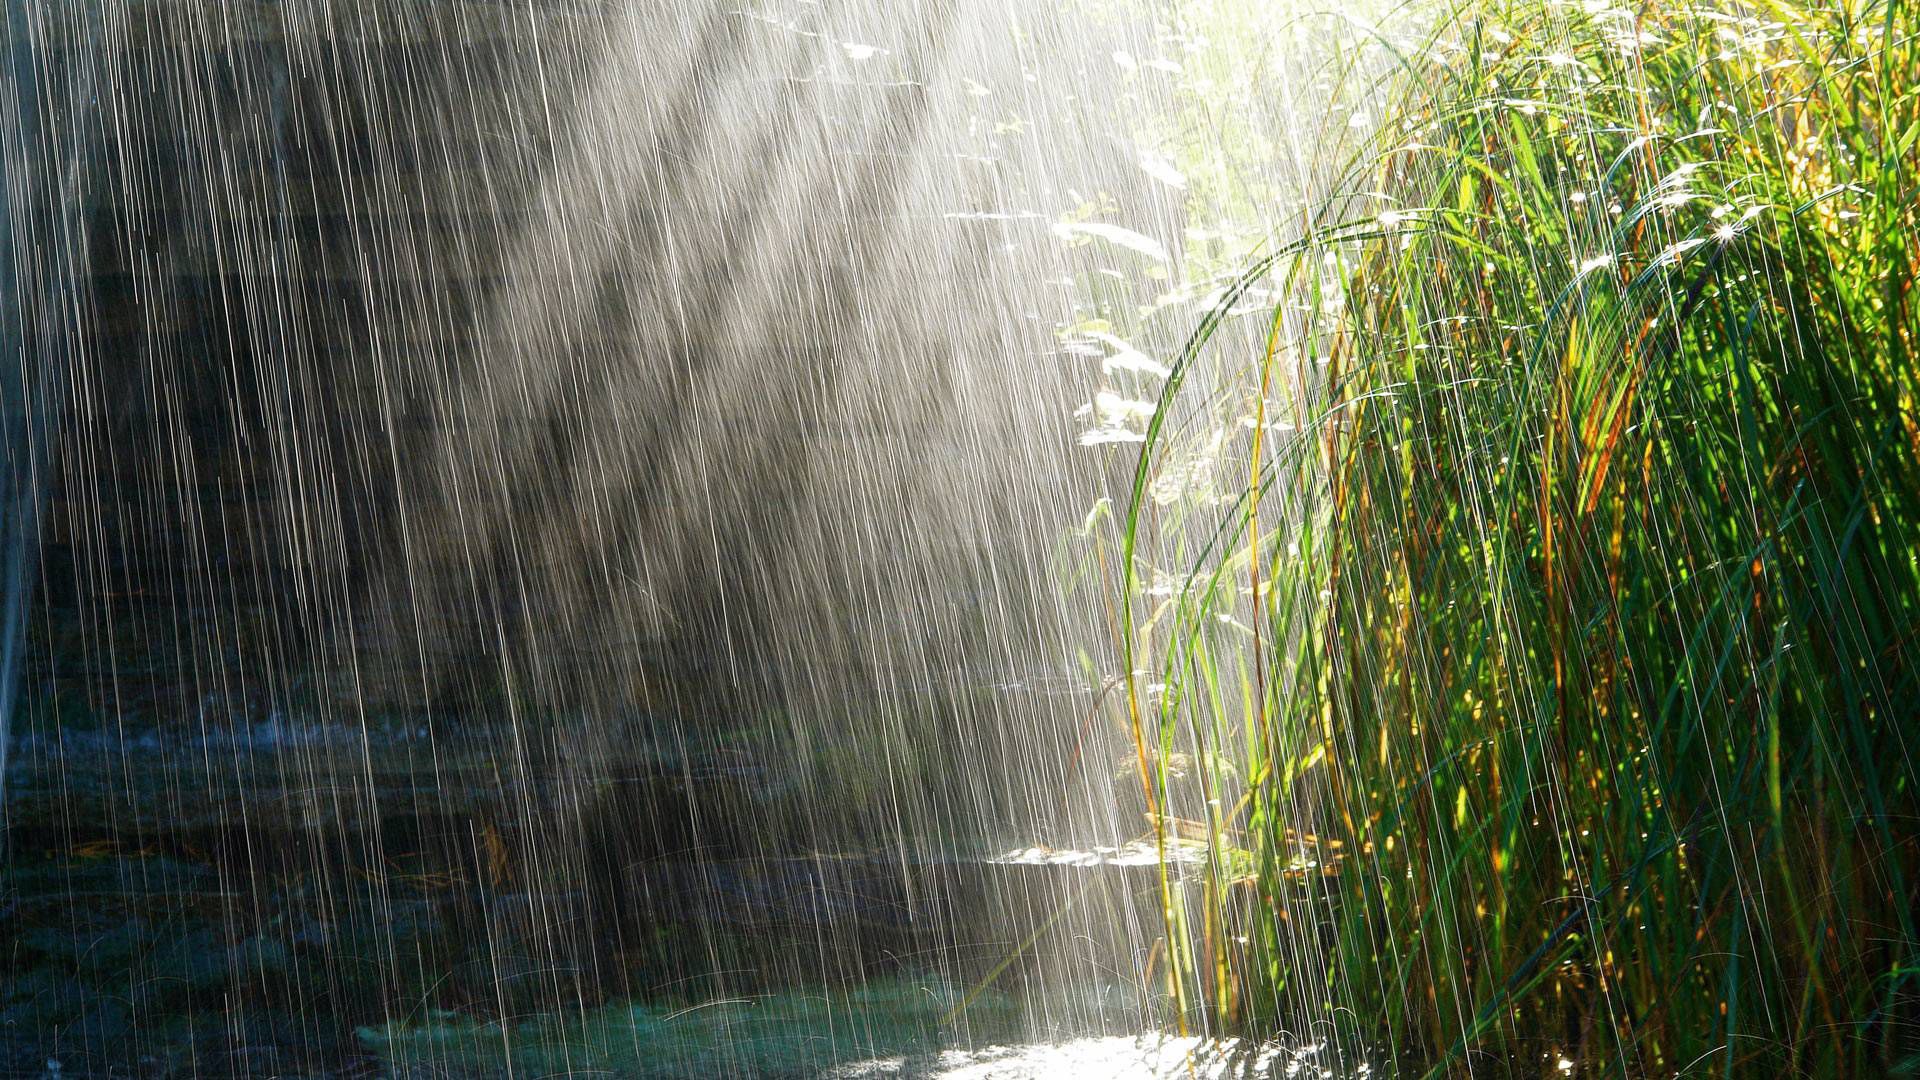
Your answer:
1127;0;1919;1071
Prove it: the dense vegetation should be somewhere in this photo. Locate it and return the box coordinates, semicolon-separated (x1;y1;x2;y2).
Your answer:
1127;0;1919;1072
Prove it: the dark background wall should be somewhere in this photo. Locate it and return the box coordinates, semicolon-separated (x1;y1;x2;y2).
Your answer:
33;0;1180;732
0;5;1206;1068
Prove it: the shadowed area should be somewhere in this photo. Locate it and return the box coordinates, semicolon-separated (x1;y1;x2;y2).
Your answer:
0;2;1299;1075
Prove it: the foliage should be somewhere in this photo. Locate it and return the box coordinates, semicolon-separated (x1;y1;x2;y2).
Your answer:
1126;0;1920;1071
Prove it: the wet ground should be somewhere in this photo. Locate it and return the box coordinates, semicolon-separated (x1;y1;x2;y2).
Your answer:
2;719;1304;1079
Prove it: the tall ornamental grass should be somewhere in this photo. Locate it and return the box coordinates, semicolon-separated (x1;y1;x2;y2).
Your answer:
1124;0;1919;1072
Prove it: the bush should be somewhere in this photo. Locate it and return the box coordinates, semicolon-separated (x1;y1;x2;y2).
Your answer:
1128;0;1920;1071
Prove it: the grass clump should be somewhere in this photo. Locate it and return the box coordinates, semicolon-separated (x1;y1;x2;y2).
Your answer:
1125;0;1919;1072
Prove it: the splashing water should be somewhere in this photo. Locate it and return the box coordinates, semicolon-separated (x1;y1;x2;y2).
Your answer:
0;0;1425;1075
19;0;1916;1074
